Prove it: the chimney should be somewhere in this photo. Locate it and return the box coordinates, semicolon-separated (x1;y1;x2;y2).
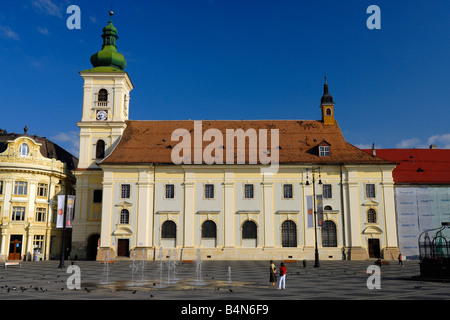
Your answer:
429;144;437;149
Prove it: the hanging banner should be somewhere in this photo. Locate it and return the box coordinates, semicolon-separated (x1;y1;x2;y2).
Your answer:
57;195;65;228
316;195;323;227
66;195;75;228
307;196;313;227
56;195;76;228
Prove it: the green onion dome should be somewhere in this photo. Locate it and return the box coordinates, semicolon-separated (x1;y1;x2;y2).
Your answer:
90;11;127;71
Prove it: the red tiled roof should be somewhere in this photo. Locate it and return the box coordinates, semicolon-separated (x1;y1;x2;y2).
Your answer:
363;149;450;184
101;120;394;166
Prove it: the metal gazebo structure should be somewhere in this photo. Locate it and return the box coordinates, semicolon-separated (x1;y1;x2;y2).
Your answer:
418;222;450;279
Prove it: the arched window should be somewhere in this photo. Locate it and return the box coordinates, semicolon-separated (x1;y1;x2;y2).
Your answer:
281;220;297;247
242;220;257;240
367;208;377;223
96;139;105;159
201;220;217;239
325;108;332;116
322;220;337;247
161;220;176;239
98;89;108;102
120;209;129;224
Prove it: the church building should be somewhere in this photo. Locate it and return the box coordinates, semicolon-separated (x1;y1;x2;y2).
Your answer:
72;13;400;261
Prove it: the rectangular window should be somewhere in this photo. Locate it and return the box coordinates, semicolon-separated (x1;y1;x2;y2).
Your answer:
14;181;28;195
283;184;293;199
366;184;376;198
12;206;26;221
37;183;48;197
93;190;102;203
319;146;330;156
165;184;175;199
204;184;214;199
0;181;3;194
244;184;254;199
323;184;332;199
33;235;44;251
35;207;46;222
52;206;57;223
121;184;131;199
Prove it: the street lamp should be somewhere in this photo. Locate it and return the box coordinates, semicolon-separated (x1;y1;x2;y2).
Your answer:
306;167;322;268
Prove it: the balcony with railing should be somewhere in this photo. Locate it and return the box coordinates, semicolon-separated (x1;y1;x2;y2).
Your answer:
96;100;109;108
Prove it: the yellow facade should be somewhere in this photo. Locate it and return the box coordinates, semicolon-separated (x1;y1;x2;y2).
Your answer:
0;135;76;261
78;163;398;262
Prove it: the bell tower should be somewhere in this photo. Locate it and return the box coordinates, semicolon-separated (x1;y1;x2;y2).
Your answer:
73;11;134;260
77;11;134;169
320;77;335;126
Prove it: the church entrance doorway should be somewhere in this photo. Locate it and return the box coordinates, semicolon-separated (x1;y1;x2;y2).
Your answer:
368;239;381;258
117;239;129;257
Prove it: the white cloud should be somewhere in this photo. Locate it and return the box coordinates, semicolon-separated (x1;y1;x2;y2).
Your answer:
396;138;425;149
31;0;63;18
354;143;382;150
396;134;450;149
428;134;450;149
51;131;79;157
37;26;49;36
0;25;20;41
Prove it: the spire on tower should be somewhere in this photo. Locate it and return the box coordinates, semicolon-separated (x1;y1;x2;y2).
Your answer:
89;10;127;71
321;75;334;105
319;76;336;125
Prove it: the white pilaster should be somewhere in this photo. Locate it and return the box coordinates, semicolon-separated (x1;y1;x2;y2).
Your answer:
183;171;195;248
100;171;113;248
136;168;154;247
223;171;234;248
263;174;274;248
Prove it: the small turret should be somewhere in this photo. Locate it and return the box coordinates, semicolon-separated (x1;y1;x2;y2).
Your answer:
320;76;335;125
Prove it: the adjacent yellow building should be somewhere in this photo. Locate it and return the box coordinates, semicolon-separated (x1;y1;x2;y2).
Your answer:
0;129;77;261
71;14;400;261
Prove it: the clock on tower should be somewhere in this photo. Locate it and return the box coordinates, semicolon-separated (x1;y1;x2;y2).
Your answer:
96;110;108;121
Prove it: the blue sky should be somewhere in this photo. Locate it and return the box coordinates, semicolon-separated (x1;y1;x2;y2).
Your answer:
0;0;449;157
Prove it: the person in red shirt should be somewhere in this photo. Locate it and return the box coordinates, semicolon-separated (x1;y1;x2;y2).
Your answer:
278;262;286;289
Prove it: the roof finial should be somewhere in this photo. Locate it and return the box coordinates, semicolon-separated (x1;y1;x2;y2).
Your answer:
109;1;114;20
320;76;334;105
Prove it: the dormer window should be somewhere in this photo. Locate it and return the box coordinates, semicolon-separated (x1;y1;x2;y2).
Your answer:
319;145;330;156
19;143;29;157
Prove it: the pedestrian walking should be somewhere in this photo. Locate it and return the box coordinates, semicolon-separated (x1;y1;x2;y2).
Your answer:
269;260;277;286
375;257;382;267
398;253;403;267
278;262;286;290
